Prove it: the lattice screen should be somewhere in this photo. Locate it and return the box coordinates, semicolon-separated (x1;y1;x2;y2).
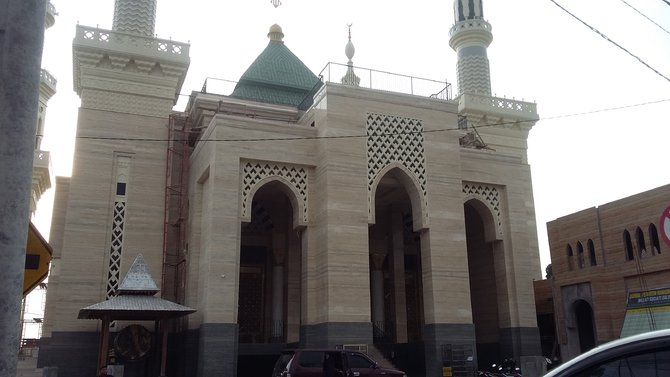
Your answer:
462;183;503;236
107;156;131;299
241;161;308;224
366;113;427;221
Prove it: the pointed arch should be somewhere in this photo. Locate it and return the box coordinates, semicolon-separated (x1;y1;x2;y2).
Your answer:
623;230;634;261
649;223;661;255
566;244;574;271
464;198;499;243
576;242;585;269
368;162;427;231
635;226;647;258
242;176;306;230
587;239;597;266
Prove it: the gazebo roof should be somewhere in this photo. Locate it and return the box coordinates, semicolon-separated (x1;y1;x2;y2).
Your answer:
78;254;195;320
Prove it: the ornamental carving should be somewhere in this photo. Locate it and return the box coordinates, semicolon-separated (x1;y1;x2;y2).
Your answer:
241;161;309;224
367;113;427;223
463;183;503;236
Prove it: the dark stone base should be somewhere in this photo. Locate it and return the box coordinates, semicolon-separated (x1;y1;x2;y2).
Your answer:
300;322;372;348
37;332;99;377
423;323;476;377
499;327;542;359
197;323;238;377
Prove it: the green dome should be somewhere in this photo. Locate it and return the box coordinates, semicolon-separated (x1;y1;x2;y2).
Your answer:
231;29;322;109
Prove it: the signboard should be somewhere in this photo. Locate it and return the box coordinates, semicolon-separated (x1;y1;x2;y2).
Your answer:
627;288;670;309
24;222;52;296
661;205;670;247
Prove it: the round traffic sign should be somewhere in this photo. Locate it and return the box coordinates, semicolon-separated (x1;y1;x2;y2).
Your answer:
661;205;670;247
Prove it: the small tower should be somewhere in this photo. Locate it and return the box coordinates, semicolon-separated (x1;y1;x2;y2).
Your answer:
341;24;360;87
449;0;492;96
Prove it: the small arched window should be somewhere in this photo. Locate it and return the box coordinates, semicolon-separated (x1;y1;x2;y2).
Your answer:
636;227;647;258
588;239;597;266
649;224;661;255
567;244;574;271
623;230;634;261
576;242;585;269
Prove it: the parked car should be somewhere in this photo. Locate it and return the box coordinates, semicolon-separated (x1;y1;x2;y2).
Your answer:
543;329;670;376
272;349;407;377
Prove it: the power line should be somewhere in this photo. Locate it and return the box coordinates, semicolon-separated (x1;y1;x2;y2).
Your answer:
549;0;670;84
72;97;670;143
620;0;670;36
662;0;670;7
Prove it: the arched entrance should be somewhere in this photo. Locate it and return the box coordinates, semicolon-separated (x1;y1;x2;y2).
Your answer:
464;199;502;370
369;168;424;345
237;180;303;375
574;300;596;353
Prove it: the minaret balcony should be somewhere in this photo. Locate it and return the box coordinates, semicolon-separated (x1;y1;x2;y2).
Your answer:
448;19;493;48
45;1;57;29
74;25;190;65
40;69;57;101
456;92;538;122
31;150;52;213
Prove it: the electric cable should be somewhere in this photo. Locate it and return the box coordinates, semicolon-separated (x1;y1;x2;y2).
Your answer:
550;0;670;83
619;0;670;36
68;97;670;143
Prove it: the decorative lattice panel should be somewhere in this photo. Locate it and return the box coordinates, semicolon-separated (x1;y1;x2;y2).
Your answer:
462;183;503;236
107;201;126;298
241;161;308;224
107;156;131;300
366;113;427;221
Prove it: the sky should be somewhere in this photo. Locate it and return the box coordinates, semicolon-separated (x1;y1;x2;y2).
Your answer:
34;0;670;276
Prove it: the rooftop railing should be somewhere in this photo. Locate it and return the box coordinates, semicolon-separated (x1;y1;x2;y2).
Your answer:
319;62;452;101
40;69;57;91
74;25;189;60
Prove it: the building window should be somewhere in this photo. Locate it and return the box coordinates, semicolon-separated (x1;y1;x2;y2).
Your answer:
623;230;634;261
649;224;661;255
567;244;574;271
577;242;585;269
588;239;597;266
636;226;647;258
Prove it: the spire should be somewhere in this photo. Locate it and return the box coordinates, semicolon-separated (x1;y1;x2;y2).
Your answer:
449;0;493;96
112;0;157;37
341;24;360;87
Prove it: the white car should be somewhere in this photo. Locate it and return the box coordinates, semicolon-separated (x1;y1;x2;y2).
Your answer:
544;329;670;376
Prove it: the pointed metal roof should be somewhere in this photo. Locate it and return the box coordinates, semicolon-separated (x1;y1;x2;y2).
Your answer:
117;254;159;295
230;25;322;109
78;254;195;320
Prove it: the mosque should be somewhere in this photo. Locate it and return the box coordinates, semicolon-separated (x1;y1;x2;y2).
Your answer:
38;1;545;376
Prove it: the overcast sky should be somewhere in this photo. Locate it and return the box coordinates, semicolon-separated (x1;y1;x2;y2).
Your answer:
34;0;670;274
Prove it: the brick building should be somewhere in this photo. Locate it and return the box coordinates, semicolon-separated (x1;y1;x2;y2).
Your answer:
546;183;670;361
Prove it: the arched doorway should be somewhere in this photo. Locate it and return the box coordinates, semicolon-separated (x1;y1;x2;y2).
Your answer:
238;181;302;344
464;199;501;370
574;300;596;353
369;168;424;345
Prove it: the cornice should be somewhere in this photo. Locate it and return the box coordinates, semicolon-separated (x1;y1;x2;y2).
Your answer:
73;25;189;101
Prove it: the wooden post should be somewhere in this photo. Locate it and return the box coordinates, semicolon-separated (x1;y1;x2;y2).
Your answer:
160;320;169;377
98;317;110;375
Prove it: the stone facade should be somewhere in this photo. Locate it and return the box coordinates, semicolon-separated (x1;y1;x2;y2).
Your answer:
39;1;545;377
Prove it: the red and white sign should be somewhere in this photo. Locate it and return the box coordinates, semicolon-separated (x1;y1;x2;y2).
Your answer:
661;205;670;247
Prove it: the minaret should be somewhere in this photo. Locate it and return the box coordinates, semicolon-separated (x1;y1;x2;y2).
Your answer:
449;0;492;96
112;0;157;37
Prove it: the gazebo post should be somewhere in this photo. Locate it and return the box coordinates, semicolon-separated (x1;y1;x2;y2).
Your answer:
160;319;169;377
98;316;110;376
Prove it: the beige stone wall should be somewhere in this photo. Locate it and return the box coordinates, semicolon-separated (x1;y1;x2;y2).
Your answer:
184;82;542;332
46;108;170;332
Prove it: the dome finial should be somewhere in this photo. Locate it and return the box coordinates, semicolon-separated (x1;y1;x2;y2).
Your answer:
268;24;284;43
341;23;360;87
345;23;355;64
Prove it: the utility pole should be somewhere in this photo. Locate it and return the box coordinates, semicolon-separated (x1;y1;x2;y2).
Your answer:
0;1;46;376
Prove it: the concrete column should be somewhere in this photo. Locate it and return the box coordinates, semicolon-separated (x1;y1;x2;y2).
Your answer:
369;251;386;333
272;265;284;338
0;1;46;377
391;207;407;342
